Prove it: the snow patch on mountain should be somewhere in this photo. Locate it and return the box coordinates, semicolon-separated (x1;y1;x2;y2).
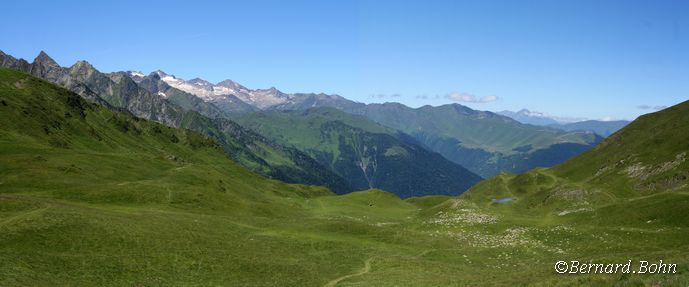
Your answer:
498;109;587;125
153;71;294;109
126;71;146;83
129;71;144;78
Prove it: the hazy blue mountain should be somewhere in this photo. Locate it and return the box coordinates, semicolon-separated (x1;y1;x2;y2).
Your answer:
8;51;603;179
498;109;629;137
548;120;630;137
497;109;565;126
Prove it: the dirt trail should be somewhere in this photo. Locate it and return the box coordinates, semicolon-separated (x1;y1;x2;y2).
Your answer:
322;249;434;286
323;257;373;287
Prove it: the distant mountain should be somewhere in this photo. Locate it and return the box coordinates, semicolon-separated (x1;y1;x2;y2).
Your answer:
547;120;630;137
497;109;566;126
14;55;600;179
498;109;629;137
148;71;259;114
152;71;355;112
143;68;602;177
0;50;349;193
332;103;602;178
235;108;482;197
131;71;256;116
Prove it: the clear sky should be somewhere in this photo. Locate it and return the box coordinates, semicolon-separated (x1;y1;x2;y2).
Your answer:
3;0;688;120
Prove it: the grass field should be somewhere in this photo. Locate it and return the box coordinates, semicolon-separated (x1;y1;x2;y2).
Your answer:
1;68;688;286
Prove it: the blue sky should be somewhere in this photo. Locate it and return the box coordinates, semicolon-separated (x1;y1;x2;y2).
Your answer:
3;0;688;120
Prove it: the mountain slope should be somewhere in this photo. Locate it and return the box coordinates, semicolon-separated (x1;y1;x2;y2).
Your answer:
116;66;601;178
0;68;536;286
0;67;334;209
236;108;482;197
463;99;689;223
0;67;361;285
0;51;348;192
335;103;602;177
444;99;689;286
554;101;688;193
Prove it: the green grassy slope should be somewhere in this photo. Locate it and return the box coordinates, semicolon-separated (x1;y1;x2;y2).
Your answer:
0;67;362;285
236;108;482;197
554;101;689;191
458;100;689;285
0;68;329;210
0;51;349;193
342;103;602;177
464;100;689;211
1;68;687;286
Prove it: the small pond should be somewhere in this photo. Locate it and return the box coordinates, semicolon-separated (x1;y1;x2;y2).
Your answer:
491;197;514;203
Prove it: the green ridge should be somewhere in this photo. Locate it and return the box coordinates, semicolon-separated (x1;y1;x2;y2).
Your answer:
235;108;482;197
342;103;602;177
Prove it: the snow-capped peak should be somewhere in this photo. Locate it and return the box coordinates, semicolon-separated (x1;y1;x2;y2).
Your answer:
153;70;169;77
127;71;145;78
217;79;245;90
159;73;183;85
135;69;339;110
189;78;212;87
149;71;291;108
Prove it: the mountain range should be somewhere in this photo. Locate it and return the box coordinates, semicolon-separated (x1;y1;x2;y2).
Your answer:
1;64;686;286
235;108;482;197
498;109;630;137
335;104;602;177
130;69;483;197
126;66;602;178
0;50;351;193
149;70;356;113
0;50;605;195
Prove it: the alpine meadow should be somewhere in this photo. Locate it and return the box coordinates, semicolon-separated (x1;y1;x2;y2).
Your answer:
1;0;688;286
